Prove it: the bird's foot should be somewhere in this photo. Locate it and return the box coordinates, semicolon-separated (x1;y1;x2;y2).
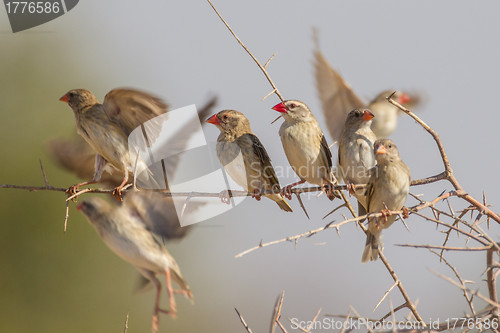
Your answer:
173;289;192;296
251;189;262;201
402;207;410;219
151;307;177;332
65;185;79;196
347;183;356;197
112;186;124;201
323;181;337;200
377;209;391;227
281;185;294;200
218;190;232;205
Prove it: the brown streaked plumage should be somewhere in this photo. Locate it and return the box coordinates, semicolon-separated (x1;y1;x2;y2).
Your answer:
207;110;292;212
59;88;169;199
362;139;411;262
78;196;193;331
313;37;418;141
272;100;337;201
337;108;377;217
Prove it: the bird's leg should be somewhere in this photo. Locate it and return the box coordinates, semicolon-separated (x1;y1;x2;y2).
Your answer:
164;268;177;315
112;168;129;201
251;189;262;201
67;154;107;196
150;276;164;332
377;209;391;228
218;190;232;205
281;180;306;200
65;180;98;196
402;206;410;219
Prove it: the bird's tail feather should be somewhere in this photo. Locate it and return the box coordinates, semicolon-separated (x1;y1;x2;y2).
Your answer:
268;194;293;212
361;231;380;263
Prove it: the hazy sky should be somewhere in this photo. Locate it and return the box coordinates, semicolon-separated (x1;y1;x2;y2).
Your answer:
1;1;499;332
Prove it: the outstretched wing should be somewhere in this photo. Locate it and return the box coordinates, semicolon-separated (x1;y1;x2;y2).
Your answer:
103;88;168;145
313;35;365;142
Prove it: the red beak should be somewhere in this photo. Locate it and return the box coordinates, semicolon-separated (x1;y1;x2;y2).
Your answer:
206;114;220;125
375;144;387;155
59;94;68;103
397;93;411;105
362;109;374;121
272;102;288;113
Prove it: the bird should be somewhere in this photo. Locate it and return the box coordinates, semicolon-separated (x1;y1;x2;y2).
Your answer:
337;108;377;216
77;196;193;332
272;100;337;201
59;88;170;200
362;139;411;262
313;34;417;141
52;95;217;191
206;110;292;212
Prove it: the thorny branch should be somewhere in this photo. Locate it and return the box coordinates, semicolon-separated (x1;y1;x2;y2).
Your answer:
387;92;500;224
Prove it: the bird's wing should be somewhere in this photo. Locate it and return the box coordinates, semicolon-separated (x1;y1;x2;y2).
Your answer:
313;41;365;142
103;88;168;144
162;96;218;178
365;167;377;212
245;133;281;189
124;191;193;241
47;136;121;186
319;134;333;172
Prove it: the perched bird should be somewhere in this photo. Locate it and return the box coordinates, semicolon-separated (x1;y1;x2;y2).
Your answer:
313;35;417;141
362;139;411;262
206;110;292;212
52;95;217;190
272;100;337;200
78;196;193;332
59;88;169;199
337;108;377;215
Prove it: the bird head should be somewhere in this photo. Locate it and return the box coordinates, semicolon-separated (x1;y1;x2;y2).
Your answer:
206;110;251;135
77;197;113;227
374;139;400;162
59;89;99;113
345;108;374;129
272;100;313;122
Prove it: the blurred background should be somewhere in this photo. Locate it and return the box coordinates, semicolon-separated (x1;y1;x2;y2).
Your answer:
1;0;499;332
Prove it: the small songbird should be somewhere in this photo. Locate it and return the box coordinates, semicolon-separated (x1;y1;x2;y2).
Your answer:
272;100;337;200
206;110;292;212
362;139;411;262
53;95;217;191
313;36;417;141
337;108;377;215
78;196;193;332
59;88;168;199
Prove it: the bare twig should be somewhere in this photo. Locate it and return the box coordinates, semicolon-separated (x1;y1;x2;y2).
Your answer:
235;308;254;333
388;94;500;224
206;0;284;103
430;268;500;308
270;291;285;333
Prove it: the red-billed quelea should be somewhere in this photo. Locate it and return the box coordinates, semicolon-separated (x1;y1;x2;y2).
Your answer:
77;196;193;332
207;110;292;212
362;139;410;262
59;88;167;199
272;100;337;200
313;37;417;141
337;108;377;216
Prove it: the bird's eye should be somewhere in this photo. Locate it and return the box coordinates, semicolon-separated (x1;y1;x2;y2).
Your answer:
388;144;392;148
289;103;296;109
222;114;229;121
